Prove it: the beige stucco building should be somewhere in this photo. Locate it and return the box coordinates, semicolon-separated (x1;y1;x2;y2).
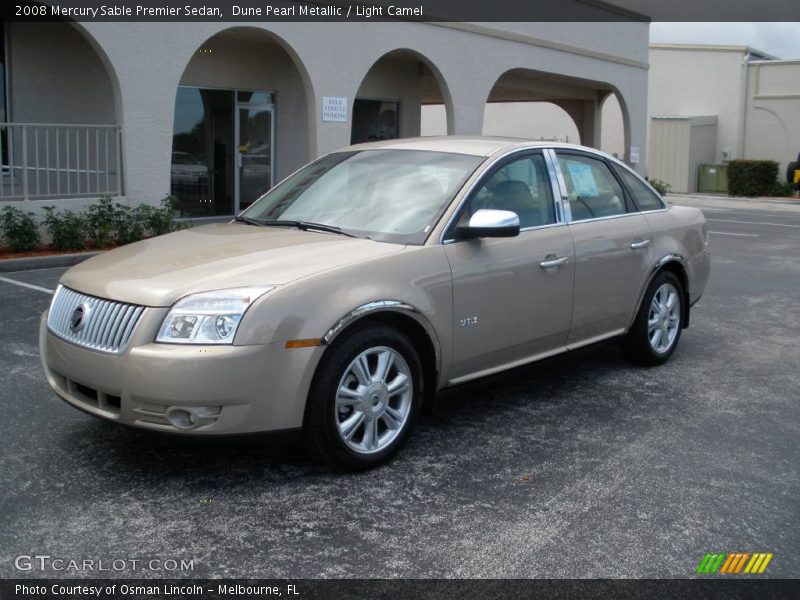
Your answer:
0;16;651;218
434;42;799;193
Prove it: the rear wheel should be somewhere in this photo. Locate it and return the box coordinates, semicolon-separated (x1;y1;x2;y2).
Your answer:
303;325;423;470
622;271;684;366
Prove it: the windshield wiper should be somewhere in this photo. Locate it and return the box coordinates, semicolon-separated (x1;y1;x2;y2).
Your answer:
232;216;265;227
258;220;358;238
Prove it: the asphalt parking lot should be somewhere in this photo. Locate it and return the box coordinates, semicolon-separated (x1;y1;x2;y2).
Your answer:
1;197;798;579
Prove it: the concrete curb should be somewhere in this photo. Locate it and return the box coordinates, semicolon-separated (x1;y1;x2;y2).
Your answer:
0;251;101;273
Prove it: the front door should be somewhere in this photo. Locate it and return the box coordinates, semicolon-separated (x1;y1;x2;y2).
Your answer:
236;96;274;212
443;151;575;382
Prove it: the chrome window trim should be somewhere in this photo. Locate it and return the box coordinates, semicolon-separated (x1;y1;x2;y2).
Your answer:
439;148;562;244
566;207;670;223
544;148;572;222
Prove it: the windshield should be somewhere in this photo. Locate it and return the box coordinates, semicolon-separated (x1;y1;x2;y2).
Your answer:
240;149;483;244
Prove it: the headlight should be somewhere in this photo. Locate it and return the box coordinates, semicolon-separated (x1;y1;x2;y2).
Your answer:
156;286;273;344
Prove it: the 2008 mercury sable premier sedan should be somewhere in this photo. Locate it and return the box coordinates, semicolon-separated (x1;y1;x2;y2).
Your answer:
40;137;710;470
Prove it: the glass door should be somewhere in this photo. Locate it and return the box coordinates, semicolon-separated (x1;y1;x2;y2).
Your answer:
236;95;274;212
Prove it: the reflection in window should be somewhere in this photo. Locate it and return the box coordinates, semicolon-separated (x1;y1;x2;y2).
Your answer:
170;87;234;217
614;165;665;212
557;153;627;221
458;154;556;229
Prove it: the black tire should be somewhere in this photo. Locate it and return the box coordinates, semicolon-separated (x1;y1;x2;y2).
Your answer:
622;271;684;366
303;324;423;471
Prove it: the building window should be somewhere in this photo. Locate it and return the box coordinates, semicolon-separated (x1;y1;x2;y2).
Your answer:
351;99;399;144
171;87;274;217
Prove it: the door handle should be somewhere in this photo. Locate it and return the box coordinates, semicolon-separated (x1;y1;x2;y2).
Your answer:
540;256;569;269
630;239;651;250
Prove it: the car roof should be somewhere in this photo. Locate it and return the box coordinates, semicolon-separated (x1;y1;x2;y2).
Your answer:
342;136;600;158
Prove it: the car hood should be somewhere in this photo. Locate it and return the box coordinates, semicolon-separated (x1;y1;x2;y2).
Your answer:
60;223;406;307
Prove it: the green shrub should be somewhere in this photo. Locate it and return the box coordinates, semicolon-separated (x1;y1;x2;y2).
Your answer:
7;195;178;254
112;203;146;246
649;178;671;196
83;195;180;247
728;160;780;197
1;206;41;252
136;195;179;237
768;181;795;197
42;206;87;251
84;196;120;248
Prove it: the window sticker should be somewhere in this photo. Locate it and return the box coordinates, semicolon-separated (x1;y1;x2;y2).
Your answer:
566;162;599;197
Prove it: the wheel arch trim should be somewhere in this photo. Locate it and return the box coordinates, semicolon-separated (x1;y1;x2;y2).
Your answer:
630;254;691;330
322;300;442;377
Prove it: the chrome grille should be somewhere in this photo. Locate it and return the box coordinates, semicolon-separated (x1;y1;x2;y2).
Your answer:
47;285;145;354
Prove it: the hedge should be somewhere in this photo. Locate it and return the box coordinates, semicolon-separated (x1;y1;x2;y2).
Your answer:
727;159;779;197
1;196;180;253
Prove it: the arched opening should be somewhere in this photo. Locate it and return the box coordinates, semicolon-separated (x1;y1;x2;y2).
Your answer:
2;20;122;199
483;102;580;143
351;49;451;144
481;68;619;150
171;27;312;217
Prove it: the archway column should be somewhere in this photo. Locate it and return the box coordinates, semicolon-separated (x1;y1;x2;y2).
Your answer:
448;79;489;135
79;23;184;207
553;98;603;149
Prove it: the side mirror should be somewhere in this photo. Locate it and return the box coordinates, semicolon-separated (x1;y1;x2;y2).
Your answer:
455;209;520;239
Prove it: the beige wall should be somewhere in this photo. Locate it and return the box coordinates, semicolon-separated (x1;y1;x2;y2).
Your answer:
2;19;650;213
423;102;581;142
424;96;626;157
7;21;117;125
743;60;800;175
648;46;747;163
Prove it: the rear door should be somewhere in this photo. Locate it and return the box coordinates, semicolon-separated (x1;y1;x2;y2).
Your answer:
443;150;574;382
551;149;654;345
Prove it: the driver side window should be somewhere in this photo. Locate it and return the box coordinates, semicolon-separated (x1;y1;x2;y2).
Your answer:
556;153;627;222
455;153;556;230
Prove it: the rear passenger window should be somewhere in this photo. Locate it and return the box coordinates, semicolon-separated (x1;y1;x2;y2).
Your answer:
556;153;627;222
615;166;666;211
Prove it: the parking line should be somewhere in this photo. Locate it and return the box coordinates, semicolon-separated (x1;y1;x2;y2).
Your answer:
0;275;54;294
706;218;800;229
708;231;758;237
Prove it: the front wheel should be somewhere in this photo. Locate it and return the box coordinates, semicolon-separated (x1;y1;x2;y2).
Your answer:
303;325;423;471
622;271;684;366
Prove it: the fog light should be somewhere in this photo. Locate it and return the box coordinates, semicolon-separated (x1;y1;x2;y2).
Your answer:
165;406;222;430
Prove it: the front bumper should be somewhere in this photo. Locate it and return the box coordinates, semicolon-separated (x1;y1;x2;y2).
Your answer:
39;312;322;435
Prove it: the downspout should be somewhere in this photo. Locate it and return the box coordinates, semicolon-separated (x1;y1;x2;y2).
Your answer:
737;52;750;161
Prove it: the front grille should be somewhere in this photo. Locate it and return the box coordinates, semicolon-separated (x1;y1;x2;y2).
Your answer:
47;285;145;354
